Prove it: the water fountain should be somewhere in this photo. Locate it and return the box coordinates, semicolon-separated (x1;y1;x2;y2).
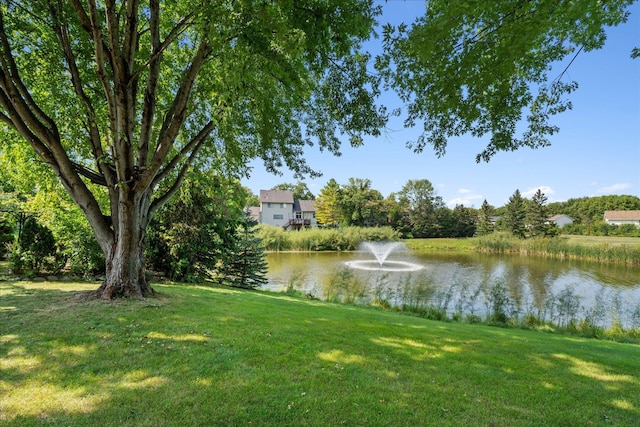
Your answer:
345;241;424;272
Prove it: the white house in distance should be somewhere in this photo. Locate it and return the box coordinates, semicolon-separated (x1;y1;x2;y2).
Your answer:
603;210;640;227
257;190;317;229
547;214;574;228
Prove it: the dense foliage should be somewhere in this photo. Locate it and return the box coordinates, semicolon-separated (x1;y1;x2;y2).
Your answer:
0;215;12;258
146;173;253;283
9;216;63;275
377;0;634;161
0;0;386;297
548;195;640;236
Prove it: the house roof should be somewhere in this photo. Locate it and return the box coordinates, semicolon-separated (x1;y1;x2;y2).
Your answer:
294;199;316;212
260;190;294;204
246;206;260;219
548;214;573;221
604;210;640;221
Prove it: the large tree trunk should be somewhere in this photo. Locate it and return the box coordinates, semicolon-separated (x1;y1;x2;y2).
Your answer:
94;191;154;299
95;240;154;299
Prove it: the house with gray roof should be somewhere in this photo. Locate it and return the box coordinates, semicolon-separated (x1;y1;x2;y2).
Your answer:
257;190;316;229
604;210;640;227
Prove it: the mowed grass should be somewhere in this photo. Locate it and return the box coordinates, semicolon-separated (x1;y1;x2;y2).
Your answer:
1;281;639;426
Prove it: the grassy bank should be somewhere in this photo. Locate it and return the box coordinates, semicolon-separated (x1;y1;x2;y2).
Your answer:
2;281;639;426
257;225;640;266
475;233;640;266
257;225;400;251
403;237;476;253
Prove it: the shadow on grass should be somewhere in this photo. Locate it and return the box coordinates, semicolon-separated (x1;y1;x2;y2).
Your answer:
1;282;639;426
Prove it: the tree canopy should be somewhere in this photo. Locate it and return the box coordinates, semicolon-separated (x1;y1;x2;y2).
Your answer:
377;0;634;161
0;0;634;297
0;0;385;297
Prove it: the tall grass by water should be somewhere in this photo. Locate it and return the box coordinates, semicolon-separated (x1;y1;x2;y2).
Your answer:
2;280;639;426
257;225;400;251
299;265;640;343
475;233;640;266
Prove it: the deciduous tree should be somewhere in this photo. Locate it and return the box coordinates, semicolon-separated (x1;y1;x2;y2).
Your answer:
397;179;444;238
272;182;314;201
0;1;384;298
315;178;342;227
377;0;633;161
338;178;383;226
0;0;632;298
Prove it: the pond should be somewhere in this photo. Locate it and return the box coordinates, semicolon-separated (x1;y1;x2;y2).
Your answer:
262;247;640;329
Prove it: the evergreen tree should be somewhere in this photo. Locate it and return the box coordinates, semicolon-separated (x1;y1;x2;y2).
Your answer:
505;190;527;238
476;200;495;236
216;211;268;290
0;216;13;259
527;189;549;238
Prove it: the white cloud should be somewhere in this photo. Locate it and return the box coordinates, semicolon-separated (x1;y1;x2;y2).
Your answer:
596;183;632;194
447;188;483;207
522;185;555;198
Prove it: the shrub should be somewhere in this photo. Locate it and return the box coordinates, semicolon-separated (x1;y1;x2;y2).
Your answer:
11;217;63;275
65;233;105;277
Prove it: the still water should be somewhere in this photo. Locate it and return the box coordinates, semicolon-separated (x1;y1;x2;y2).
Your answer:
263;250;640;328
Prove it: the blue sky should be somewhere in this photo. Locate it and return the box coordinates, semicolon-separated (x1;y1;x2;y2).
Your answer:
242;1;640;208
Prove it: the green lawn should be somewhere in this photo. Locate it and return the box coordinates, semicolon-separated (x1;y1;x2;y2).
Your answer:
1;281;639;426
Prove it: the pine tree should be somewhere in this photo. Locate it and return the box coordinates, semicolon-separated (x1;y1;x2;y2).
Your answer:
216;211;268;290
505;190;527;238
527;189;548;238
475;199;495;236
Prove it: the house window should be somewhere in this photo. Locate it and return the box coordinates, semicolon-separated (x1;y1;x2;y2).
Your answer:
281;203;286;208
267;203;273;208
273;214;283;220
295;211;302;219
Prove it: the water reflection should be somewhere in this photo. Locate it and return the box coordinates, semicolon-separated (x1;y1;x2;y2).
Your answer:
263;251;640;328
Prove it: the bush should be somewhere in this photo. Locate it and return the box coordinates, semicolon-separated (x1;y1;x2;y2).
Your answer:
65;233;105;277
0;216;13;258
11;217;62;274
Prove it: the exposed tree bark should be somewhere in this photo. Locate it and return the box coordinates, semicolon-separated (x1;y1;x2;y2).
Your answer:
96;191;153;299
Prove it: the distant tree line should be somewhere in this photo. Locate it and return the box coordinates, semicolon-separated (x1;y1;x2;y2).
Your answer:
267;180;640;239
2;167;638;282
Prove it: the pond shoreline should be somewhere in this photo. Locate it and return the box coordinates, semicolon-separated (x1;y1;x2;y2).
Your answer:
263;248;640;339
262;234;640;266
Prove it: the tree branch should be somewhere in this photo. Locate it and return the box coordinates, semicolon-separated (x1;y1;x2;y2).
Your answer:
147;40;211;176
72;162;108;186
149;136;208;218
46;0;116;188
151;119;216;189
138;0;161;168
